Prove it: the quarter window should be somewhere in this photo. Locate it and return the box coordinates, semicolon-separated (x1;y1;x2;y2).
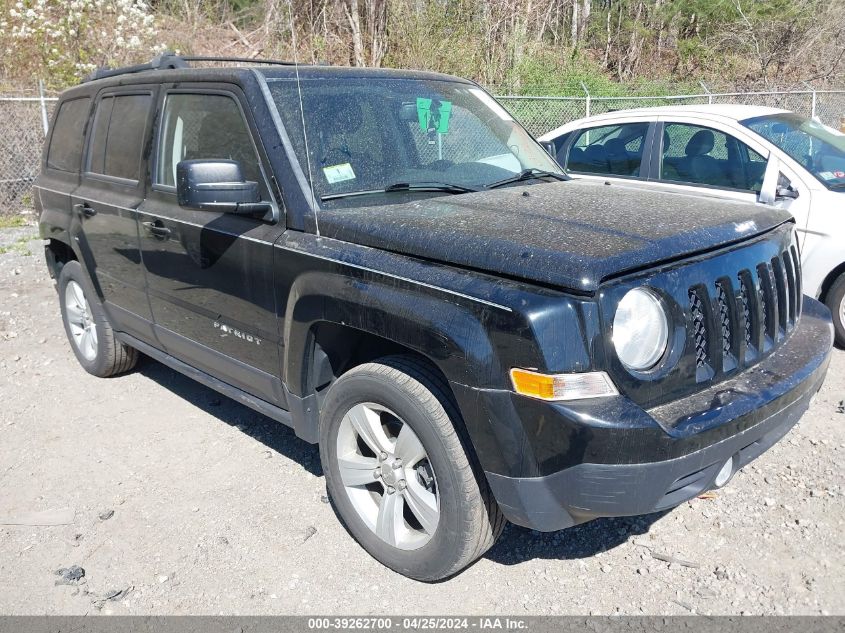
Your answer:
661;123;766;192
87;94;152;180
46;98;90;172
156;93;261;188
566;123;650;177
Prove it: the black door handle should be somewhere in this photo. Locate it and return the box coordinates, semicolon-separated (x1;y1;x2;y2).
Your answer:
73;202;97;218
141;221;171;239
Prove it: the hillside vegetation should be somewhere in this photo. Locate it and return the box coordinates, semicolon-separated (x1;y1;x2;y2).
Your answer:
1;0;843;93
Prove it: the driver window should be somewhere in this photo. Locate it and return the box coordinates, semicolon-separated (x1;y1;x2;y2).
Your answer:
661;123;766;192
156;93;262;189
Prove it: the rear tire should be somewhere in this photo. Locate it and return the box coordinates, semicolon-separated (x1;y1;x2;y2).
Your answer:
58;261;138;377
825;272;845;348
319;355;504;581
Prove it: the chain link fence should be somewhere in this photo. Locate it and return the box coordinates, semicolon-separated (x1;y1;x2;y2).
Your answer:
0;94;56;214
1;87;844;216
497;90;845;136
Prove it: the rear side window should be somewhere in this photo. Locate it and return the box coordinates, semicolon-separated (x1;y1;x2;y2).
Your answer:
566;123;650;177
46;98;90;172
88;94;152;181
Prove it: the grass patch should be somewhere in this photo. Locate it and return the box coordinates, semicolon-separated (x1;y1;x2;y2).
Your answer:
0;216;29;229
0;235;38;256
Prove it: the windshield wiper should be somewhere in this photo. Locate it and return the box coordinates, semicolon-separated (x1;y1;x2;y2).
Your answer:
485;168;569;190
320;181;478;202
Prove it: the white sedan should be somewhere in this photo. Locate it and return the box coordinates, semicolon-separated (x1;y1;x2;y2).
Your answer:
539;105;845;345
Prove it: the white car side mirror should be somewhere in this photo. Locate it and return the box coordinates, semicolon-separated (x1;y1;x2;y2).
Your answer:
759;155;780;205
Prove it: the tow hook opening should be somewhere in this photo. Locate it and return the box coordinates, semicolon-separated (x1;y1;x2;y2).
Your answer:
713;454;738;488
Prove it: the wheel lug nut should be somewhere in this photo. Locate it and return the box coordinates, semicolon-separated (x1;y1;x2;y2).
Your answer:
379;452;388;461
397;480;406;491
387;486;395;495
373;469;381;479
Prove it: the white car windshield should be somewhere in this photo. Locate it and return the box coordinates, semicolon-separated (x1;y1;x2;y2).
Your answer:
742;113;845;190
264;75;563;207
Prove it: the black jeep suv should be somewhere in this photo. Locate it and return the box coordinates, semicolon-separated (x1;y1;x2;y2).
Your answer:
35;54;832;581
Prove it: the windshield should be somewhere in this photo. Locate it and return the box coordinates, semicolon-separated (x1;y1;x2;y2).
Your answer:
264;76;562;207
742;113;845;190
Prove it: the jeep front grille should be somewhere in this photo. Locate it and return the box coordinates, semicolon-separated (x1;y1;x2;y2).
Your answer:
687;245;801;379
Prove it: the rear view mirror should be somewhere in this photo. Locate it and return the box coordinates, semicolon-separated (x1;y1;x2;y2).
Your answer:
176;160;271;215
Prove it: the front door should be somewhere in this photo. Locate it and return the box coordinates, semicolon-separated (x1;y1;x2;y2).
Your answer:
71;89;157;344
137;88;286;406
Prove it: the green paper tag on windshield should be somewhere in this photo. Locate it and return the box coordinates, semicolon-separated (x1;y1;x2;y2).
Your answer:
417;98;452;134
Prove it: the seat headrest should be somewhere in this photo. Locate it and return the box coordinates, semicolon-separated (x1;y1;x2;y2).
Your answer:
604;138;628;157
685;130;715;157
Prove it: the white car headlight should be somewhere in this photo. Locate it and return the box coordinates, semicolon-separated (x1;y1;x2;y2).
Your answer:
613;287;669;372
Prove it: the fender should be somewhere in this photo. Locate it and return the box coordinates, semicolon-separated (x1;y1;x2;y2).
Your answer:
273;231;599;475
37;195;104;299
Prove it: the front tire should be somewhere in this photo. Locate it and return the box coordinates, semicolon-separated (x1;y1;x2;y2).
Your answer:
319;356;504;581
825;272;845;348
58;261;138;377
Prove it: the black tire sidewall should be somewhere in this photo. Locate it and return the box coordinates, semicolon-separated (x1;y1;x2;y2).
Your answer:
320;369;468;581
58;261;111;375
826;274;845;348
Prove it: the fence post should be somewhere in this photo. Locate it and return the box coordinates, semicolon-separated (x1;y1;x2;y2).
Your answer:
38;79;49;136
580;81;591;118
699;80;712;104
802;81;817;120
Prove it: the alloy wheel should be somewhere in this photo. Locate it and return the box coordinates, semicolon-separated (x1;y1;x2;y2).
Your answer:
65;280;98;361
335;402;440;550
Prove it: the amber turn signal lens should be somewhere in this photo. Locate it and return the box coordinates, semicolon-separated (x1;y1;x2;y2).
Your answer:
509;368;618;402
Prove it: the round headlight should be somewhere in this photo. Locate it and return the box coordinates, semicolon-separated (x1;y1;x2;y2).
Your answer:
613;288;669;372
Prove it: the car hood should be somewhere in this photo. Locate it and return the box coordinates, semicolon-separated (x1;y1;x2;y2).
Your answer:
315;180;792;294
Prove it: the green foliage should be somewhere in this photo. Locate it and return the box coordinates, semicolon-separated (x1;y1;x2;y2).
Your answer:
1;0;839;91
1;0;165;87
0;215;28;229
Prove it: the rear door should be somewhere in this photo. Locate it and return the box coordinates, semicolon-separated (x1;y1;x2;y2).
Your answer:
35;95;92;250
137;86;287;406
71;88;157;344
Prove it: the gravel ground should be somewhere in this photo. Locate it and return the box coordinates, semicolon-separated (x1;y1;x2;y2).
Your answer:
0;223;843;616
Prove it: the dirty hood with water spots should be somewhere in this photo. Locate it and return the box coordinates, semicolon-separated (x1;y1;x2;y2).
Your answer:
316;179;792;294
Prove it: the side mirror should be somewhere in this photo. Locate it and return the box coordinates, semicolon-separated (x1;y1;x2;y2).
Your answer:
758;155;780;205
540;140;556;157
176;160;270;215
776;184;799;200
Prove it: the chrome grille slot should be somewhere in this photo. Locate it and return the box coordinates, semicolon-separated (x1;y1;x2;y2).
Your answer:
715;279;737;372
757;262;777;345
737;271;758;364
790;245;802;316
689;288;708;370
771;256;789;333
782;250;797;327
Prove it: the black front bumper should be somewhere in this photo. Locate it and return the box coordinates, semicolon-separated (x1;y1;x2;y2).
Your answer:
482;298;833;532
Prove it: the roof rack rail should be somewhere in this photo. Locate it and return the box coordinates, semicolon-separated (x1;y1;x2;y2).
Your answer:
84;52;300;83
179;55;299;67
